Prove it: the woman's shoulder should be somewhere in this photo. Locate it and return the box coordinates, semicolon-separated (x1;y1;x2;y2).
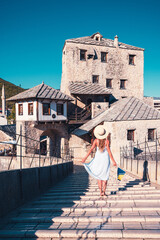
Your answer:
93;138;99;146
94;138;98;144
105;138;110;146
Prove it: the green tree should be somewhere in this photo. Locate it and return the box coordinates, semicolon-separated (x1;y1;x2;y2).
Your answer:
7;105;16;124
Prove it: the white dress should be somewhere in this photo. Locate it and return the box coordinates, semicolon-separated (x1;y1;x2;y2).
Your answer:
83;143;110;180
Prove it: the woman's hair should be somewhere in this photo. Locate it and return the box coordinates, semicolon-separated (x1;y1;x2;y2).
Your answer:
98;139;106;152
98;134;110;151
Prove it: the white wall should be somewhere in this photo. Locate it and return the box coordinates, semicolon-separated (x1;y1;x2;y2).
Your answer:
16;100;67;122
0;115;7;125
16;101;37;121
38;101;67;121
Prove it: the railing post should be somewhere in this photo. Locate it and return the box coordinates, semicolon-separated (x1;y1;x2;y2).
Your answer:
120;147;121;167
39;140;41;168
123;146;125;168
126;145;128;170
136;140;138;173
156;132;158;181
61;146;63;163
130;141;132;171
145;137;146;162
75;108;78;121
20;125;22;170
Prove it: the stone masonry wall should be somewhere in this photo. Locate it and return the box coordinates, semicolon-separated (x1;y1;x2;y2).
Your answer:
104;119;160;164
16;121;69;168
61;42;144;100
91;102;109;118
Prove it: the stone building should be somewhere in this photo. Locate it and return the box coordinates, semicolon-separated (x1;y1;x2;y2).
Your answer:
8;82;72;161
61;32;144;120
73;97;160;162
0;124;16;153
60;32;153;161
153;97;160;111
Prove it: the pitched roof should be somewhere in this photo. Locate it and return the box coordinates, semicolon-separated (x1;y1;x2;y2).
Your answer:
65;33;144;51
0;124;16;139
7;83;73;101
73;97;160;136
69;81;111;95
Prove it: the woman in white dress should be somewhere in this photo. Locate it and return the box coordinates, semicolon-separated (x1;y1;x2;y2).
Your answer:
82;125;117;196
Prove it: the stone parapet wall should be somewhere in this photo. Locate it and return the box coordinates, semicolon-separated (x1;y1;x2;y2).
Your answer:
0;161;73;218
0;155;69;171
121;157;160;185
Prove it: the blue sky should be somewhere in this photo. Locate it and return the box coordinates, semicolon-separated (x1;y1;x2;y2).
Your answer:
0;0;160;97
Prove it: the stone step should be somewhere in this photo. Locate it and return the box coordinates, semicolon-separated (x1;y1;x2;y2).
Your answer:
32;198;160;205
53;183;146;187
10;215;160;223
40;193;160;200
1;165;160;239
0;229;160;238
48;187;156;194
49;186;156;193
44;189;160;196
20;206;160;213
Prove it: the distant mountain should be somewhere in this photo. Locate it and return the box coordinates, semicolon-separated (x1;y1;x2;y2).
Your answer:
0;78;26;109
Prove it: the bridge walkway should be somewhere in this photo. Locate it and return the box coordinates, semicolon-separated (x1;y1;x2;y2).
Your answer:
0;164;160;239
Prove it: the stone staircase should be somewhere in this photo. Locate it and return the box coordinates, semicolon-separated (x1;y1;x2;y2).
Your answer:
0;164;160;239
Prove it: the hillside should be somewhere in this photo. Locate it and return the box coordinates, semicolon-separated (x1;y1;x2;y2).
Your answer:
0;78;26;109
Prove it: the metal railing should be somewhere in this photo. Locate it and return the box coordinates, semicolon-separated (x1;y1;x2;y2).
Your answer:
0;127;73;171
120;134;160;181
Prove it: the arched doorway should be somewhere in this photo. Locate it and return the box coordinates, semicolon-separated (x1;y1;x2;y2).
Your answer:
40;129;61;157
40;128;69;158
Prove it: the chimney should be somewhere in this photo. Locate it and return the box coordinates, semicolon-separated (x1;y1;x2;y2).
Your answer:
114;35;119;47
1;85;6;115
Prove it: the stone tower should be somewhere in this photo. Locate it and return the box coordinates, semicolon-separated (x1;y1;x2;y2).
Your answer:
1;85;6;115
61;32;144;101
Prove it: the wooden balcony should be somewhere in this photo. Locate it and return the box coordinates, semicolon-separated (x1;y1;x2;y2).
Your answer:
68;104;91;124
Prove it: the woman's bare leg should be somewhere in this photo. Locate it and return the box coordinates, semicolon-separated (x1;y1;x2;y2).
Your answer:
98;180;103;195
102;180;107;195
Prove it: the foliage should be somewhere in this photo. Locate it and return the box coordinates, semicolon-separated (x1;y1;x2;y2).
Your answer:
7;105;16;123
0;78;26;109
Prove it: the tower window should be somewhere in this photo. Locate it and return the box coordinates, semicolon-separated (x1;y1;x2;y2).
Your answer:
148;129;155;141
80;49;87;61
57;103;64;115
101;52;107;62
92;75;99;84
18;104;23;115
127;130;135;141
120;80;126;89
129;55;135;65
43;103;50;115
28;103;33;115
106;79;112;88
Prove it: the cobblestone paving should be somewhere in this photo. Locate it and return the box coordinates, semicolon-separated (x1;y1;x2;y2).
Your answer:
0;164;160;239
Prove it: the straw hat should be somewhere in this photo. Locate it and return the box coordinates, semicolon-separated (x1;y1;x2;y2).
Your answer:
94;125;108;139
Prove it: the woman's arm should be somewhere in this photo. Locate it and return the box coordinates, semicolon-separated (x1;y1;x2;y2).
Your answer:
81;139;97;163
106;139;117;166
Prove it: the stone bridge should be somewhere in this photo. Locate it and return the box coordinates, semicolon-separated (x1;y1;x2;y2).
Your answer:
0;162;160;239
